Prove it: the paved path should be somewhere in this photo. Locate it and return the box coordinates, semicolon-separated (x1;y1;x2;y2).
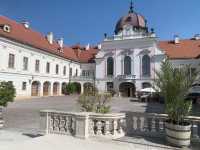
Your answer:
1;96;199;150
0;134;177;150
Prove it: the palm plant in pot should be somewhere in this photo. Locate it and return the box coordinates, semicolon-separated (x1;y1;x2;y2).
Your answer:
154;60;197;147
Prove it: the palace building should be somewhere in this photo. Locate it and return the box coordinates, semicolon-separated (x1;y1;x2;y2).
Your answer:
0;3;200;98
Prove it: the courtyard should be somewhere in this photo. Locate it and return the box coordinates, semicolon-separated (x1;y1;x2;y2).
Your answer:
3;95;165;133
0;96;199;149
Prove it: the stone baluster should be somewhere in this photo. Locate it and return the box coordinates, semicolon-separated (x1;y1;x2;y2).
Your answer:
113;119;118;135
151;117;156;132
136;116;141;131
147;117;152;132
105;120;110;135
133;116;137;131
71;116;75;134
197;122;200;138
126;113;134;134
60;116;67;133
96;120;102;135
118;118;124;135
89;120;95;136
155;118;160;132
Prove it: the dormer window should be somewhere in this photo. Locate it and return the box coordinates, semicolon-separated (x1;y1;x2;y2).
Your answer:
3;25;11;33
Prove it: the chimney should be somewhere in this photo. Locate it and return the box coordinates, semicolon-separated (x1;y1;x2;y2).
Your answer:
86;43;90;50
194;34;200;40
97;44;101;49
47;32;53;44
58;38;64;48
174;35;180;44
21;21;30;29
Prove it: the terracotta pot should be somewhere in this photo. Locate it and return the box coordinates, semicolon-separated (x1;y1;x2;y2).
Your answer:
165;121;191;147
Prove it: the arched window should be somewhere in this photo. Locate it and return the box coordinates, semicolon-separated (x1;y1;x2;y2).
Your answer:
107;57;114;76
124;56;131;75
142;55;150;76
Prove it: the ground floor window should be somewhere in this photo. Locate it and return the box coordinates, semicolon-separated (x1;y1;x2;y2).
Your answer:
22;82;27;90
107;82;114;92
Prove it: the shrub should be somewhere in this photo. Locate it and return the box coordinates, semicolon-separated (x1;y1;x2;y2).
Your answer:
66;83;77;94
154;60;196;124
0;81;16;107
77;91;112;114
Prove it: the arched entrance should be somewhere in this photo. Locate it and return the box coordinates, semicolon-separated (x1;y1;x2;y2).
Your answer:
31;81;41;96
43;81;51;96
119;82;135;97
73;82;81;94
62;82;67;95
53;82;60;96
83;82;94;94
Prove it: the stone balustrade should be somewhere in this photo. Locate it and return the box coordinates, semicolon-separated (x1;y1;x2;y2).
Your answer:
88;113;125;139
40;110;125;139
125;112;200;141
40;110;200;141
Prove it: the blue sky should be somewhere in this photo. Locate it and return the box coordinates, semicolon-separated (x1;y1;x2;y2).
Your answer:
0;0;200;46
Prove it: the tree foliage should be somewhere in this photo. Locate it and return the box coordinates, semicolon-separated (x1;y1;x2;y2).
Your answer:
154;60;196;124
65;83;77;94
0;81;16;107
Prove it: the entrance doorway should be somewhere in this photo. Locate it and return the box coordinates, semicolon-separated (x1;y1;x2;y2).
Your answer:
119;82;135;97
43;81;51;96
53;82;60;96
31;81;40;96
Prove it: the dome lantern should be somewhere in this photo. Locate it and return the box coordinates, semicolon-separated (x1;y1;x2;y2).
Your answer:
114;2;148;35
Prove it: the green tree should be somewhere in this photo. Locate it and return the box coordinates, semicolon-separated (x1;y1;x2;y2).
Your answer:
66;83;77;94
0;81;16;107
154;60;196;124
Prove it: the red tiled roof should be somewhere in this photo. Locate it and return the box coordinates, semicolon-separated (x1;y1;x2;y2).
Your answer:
79;48;99;63
0;16;98;62
159;39;200;59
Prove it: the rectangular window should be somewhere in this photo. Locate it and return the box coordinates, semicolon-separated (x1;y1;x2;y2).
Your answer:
75;69;78;77
46;62;50;73
35;59;40;72
23;57;28;70
107;82;114;92
56;64;59;74
63;66;66;76
69;67;72;77
8;53;15;68
22;82;27;90
82;70;85;76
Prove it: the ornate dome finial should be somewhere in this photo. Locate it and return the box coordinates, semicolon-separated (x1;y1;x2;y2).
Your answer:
129;0;134;13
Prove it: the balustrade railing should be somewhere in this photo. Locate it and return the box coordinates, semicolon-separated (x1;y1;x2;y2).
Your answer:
88;113;125;138
117;75;136;80
71;76;94;81
125;112;200;140
40;110;125;139
40;110;200;141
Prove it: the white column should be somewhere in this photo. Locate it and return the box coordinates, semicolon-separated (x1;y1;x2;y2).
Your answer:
50;82;54;96
40;82;43;97
59;82;62;95
81;82;84;94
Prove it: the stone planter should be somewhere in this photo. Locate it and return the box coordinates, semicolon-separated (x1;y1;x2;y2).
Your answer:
165;121;191;147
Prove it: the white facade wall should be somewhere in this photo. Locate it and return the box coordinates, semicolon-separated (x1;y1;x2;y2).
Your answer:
0;37;81;98
95;37;165;94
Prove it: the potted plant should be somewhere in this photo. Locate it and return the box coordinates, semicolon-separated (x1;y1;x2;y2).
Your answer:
0;81;16;128
154;60;196;147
